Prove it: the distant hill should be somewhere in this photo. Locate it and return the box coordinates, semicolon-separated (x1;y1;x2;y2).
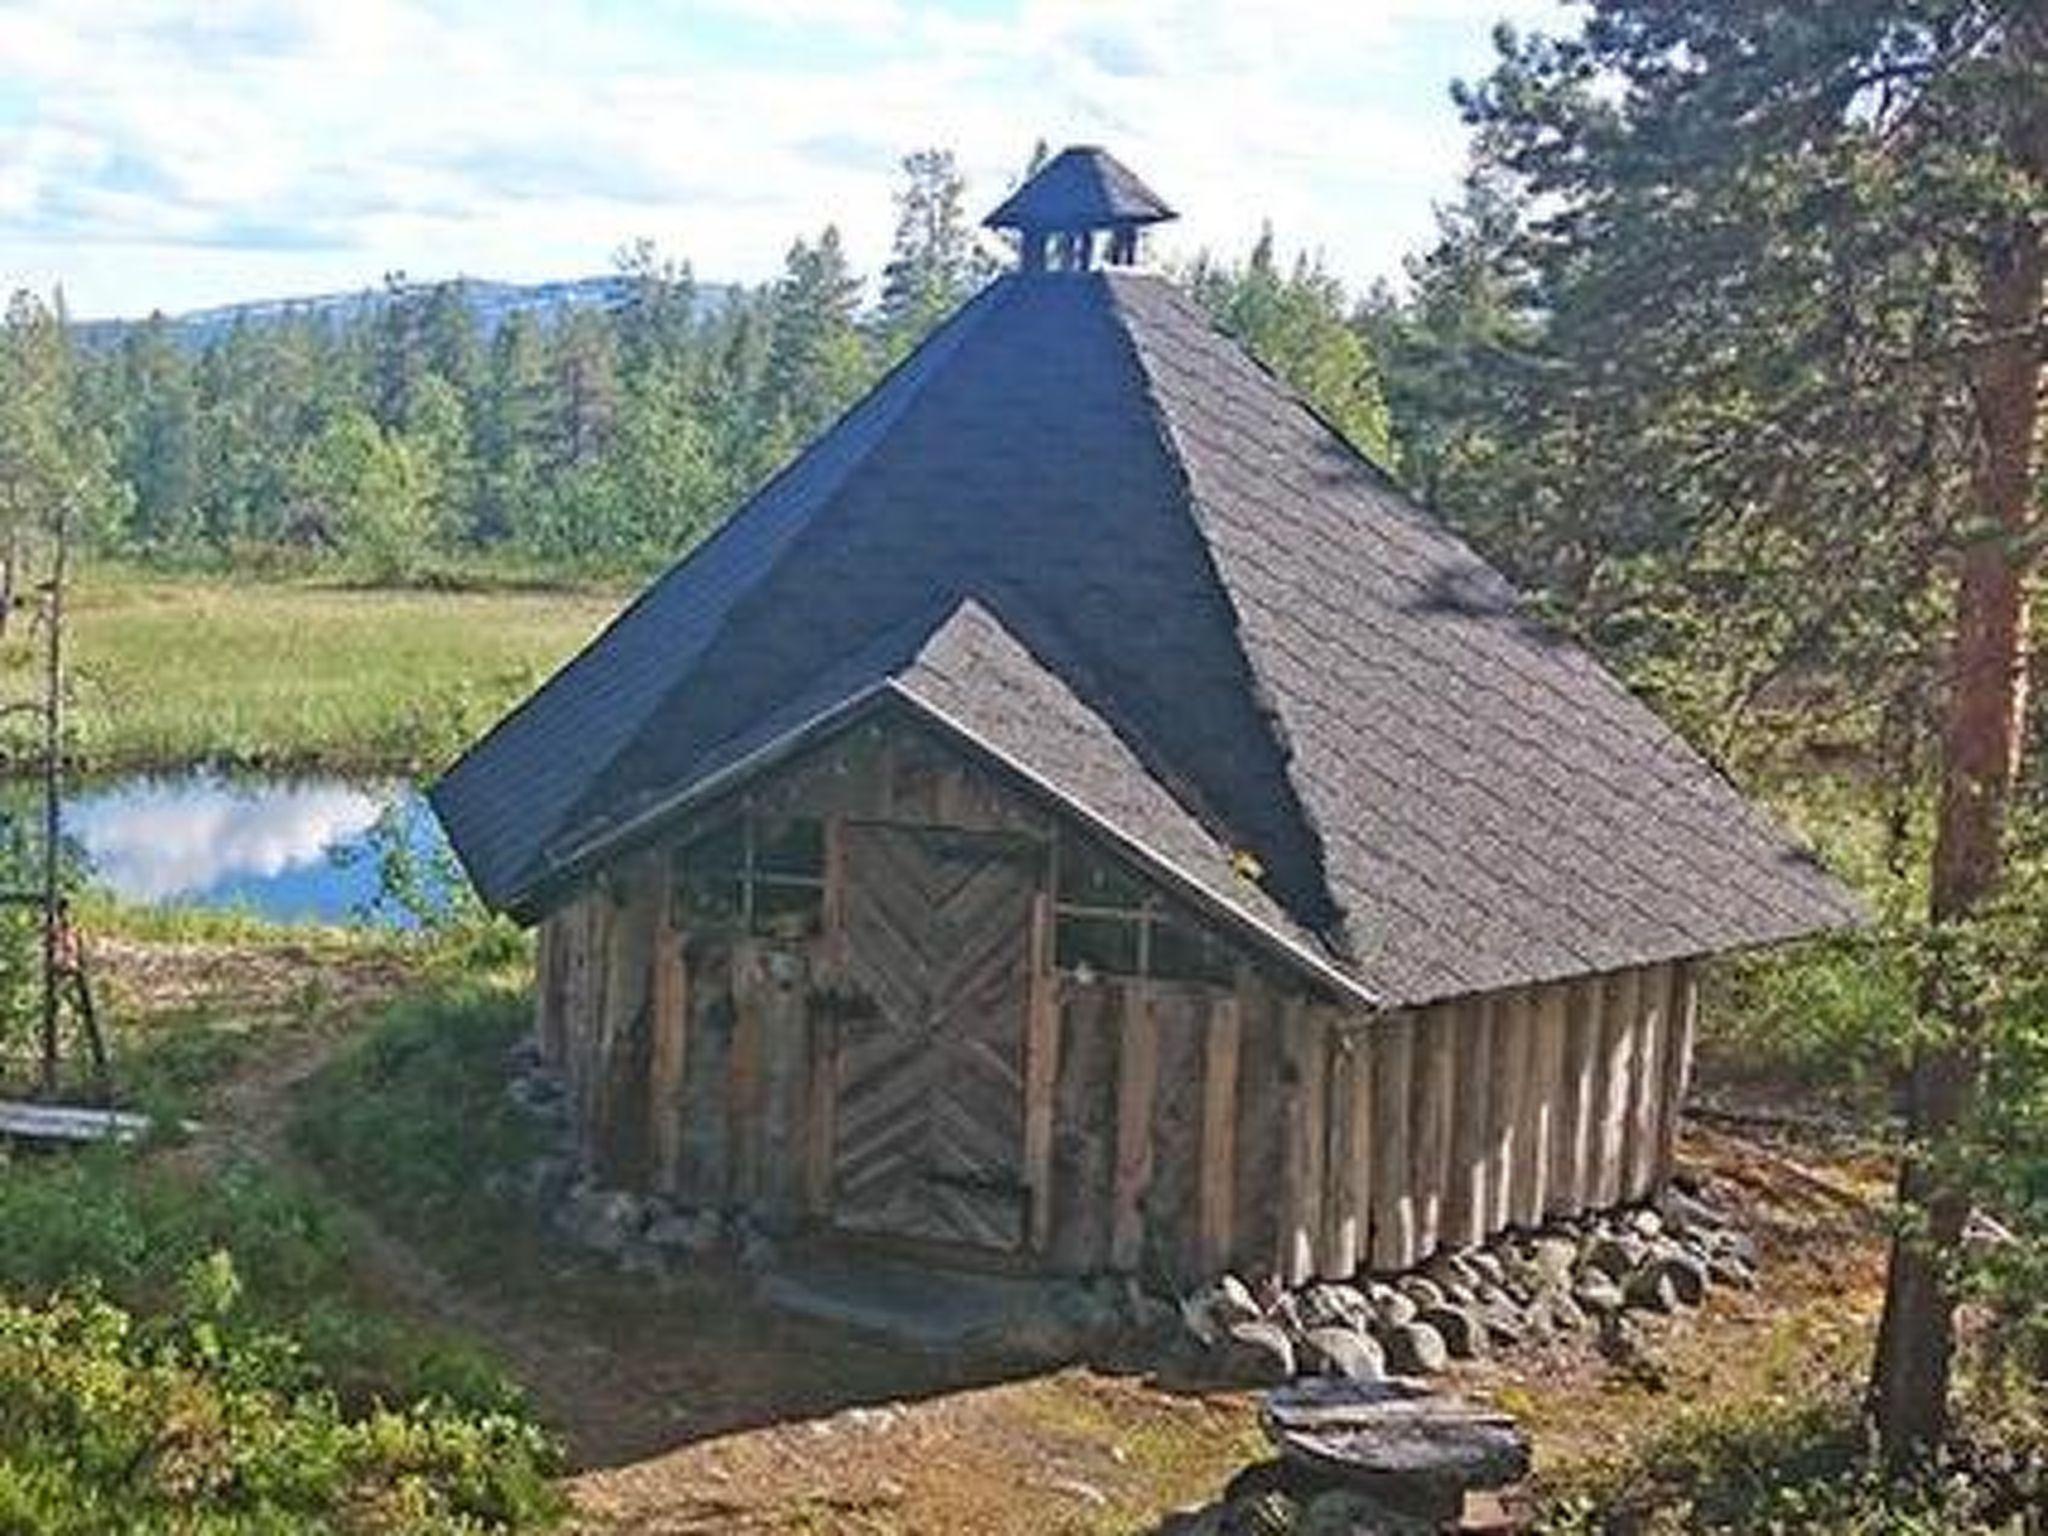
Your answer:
76;274;740;350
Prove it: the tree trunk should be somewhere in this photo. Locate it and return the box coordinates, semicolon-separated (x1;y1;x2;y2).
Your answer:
1868;186;2044;1464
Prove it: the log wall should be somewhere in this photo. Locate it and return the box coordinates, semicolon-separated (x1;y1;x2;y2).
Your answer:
532;713;1705;1285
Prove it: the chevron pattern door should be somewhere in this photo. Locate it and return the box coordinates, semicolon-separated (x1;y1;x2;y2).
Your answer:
835;823;1041;1251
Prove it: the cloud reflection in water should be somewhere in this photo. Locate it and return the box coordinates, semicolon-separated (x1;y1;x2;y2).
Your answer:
65;774;397;910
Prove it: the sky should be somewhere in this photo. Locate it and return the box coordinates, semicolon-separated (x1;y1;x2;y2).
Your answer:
0;0;1569;321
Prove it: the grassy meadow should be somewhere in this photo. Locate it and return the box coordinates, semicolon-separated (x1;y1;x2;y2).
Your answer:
0;565;626;776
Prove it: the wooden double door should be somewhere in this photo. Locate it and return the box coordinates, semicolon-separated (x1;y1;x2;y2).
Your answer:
833;823;1041;1252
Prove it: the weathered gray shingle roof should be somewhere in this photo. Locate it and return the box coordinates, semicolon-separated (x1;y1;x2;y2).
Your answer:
431;263;1862;1008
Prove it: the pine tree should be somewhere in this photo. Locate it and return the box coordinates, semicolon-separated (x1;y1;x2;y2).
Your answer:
760;226;867;452
877;150;991;352
1444;0;2048;1459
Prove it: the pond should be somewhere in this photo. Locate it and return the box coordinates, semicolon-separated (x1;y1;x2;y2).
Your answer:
32;772;461;929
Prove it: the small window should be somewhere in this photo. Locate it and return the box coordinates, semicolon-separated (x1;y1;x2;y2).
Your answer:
1053;833;1238;987
1149;913;1237;986
673;813;825;940
1056;913;1142;975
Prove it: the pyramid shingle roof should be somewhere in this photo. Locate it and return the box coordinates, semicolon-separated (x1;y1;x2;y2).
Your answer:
430;266;1861;1007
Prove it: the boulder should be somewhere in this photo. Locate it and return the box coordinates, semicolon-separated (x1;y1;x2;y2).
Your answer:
1627;1207;1665;1240
1466;1250;1506;1289
1299;1326;1386;1382
1710;1255;1758;1291
1301;1284;1371;1332
1529;1234;1580;1289
1370;1285;1418;1329
1574;1272;1627;1316
1416;1305;1486;1361
1584;1232;1645;1281
1374;1319;1450;1377
1182;1275;1263;1346
1714;1228;1761;1269
1624;1265;1679;1314
1216;1321;1297;1386
1660;1186;1728;1235
1396;1276;1446;1312
1297;1487;1432;1535
1661;1252;1710;1307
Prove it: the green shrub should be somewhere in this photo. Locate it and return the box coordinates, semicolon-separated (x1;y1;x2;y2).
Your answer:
291;984;540;1274
1538;1389;2043;1533
0;1276;558;1533
0;1147;519;1419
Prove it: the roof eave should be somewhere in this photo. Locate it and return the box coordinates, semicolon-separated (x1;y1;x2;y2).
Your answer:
499;681;1381;1011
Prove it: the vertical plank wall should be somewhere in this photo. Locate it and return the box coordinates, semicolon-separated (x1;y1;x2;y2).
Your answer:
526;723;1706;1284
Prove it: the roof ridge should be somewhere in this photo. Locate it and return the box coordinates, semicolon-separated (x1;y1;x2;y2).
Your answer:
1102;270;1355;955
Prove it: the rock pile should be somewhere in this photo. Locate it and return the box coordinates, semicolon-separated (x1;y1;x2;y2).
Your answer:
1178;1189;1753;1388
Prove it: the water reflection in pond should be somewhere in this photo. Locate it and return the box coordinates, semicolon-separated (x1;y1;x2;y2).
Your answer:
45;773;457;928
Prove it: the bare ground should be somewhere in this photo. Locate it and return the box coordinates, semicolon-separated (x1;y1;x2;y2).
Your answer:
97;936;1896;1535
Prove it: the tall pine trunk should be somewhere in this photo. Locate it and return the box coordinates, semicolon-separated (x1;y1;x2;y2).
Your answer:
1869;145;2044;1463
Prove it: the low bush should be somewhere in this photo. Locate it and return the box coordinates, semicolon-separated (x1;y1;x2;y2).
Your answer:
1538;1389;2044;1533
291;983;541;1275
0;1277;558;1533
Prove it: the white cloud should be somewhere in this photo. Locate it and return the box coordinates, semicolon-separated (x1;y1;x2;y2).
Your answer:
0;0;1570;315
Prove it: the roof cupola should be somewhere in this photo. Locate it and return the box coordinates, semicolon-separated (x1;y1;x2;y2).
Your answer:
982;145;1176;272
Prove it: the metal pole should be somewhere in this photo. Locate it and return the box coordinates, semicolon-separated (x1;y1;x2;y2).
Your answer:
36;511;64;1096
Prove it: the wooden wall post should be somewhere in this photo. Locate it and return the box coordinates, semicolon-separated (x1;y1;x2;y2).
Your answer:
1111;981;1160;1272
1369;1013;1416;1272
1527;982;1567;1224
1279;1000;1328;1285
1625;962;1670;1201
728;938;765;1207
1593;968;1638;1207
1197;991;1241;1276
1554;976;1600;1218
1488;992;1526;1234
1023;889;1061;1252
647;864;689;1196
1654;961;1700;1189
1411;1003;1455;1259
1447;998;1493;1249
1322;1020;1372;1279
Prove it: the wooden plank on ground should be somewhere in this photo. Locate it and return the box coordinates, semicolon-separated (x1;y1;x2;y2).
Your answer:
1198;990;1242;1276
0;1100;151;1143
1655;962;1700;1189
1111;981;1160;1272
1370;1014;1415;1272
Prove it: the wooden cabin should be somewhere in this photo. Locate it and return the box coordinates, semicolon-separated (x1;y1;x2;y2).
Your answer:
433;148;1860;1292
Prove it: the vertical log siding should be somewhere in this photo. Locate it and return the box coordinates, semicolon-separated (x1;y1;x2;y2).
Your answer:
528;721;1705;1286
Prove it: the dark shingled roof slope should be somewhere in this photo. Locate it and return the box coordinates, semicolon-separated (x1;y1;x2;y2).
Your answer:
983;146;1176;231
431;265;1862;1009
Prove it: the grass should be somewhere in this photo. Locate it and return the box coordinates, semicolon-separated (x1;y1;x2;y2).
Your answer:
0;563;623;776
290;980;545;1276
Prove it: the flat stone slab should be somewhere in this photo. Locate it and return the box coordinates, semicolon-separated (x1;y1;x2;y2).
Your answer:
1260;1377;1530;1508
758;1247;1117;1354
